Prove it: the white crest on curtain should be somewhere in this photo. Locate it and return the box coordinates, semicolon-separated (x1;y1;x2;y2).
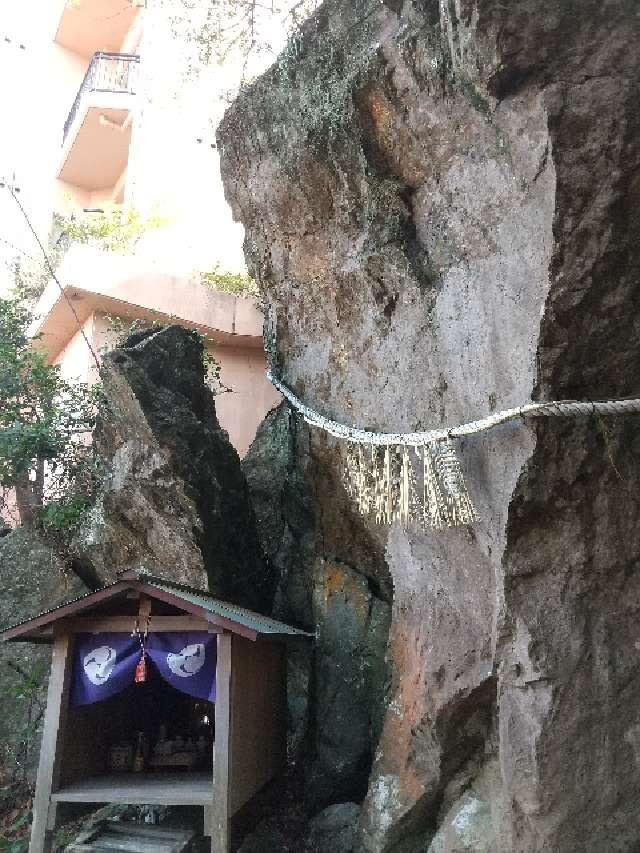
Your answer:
167;643;206;678
83;646;116;685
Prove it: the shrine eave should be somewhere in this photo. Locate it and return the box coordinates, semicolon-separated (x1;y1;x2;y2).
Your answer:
0;569;312;644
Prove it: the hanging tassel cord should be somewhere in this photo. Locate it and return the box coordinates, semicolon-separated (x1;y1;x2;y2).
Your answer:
267;369;640;446
264;297;640;529
132;614;150;683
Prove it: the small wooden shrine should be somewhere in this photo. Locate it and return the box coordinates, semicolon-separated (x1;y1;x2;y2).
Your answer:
0;570;310;853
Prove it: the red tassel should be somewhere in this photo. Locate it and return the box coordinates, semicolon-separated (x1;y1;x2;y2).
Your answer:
135;654;147;683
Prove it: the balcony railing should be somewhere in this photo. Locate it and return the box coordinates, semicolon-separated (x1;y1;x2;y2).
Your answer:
63;52;140;143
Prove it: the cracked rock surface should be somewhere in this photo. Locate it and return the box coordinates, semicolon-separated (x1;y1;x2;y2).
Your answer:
220;1;640;850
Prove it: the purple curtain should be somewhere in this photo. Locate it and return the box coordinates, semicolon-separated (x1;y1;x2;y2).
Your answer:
70;632;217;706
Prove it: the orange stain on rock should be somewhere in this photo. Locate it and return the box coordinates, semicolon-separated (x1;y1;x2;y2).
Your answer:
372;617;435;810
359;88;428;188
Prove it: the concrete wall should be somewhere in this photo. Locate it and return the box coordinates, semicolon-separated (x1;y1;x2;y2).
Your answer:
53;314;98;384
2;1;282;459
0;1;71;294
53;310;279;456
213;343;281;456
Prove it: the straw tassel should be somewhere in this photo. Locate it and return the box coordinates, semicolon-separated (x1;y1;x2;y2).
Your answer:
423;443;446;529
429;439;477;527
357;446;365;513
342;437;476;529
383;446;392;524
399;446;411;526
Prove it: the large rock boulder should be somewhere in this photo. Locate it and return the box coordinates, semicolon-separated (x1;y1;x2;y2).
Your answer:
309;559;391;805
426;792;494;853
220;2;640;851
0;527;87;781
76;325;271;611
307;803;361;853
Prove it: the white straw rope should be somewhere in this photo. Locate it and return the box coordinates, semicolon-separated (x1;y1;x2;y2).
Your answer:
267;370;640;446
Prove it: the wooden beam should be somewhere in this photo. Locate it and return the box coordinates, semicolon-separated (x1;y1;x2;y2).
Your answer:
136;583;258;641
138;596;152;621
29;629;74;853
63;617;220;633
1;583;131;642
228;637;287;815
211;633;232;853
203;806;213;839
50;772;213;806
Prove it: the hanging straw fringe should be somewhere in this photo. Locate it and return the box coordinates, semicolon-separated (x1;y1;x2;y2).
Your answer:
344;440;475;530
429;440;477;527
270;362;640;529
263;305;640;529
422;444;445;529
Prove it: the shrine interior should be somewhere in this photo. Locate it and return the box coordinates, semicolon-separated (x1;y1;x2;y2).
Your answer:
60;666;216;788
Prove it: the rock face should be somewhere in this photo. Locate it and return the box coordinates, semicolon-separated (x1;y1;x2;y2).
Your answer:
307;803;361;853
77;326;271;611
0;527;87;781
220;2;640;851
426;793;493;853
243;405;392;805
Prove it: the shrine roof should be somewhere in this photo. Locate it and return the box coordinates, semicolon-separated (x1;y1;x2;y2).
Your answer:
0;570;313;643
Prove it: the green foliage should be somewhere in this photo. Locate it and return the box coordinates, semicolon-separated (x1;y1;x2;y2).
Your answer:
37;496;92;535
200;265;259;297
171;0;319;68
0;299;64;479
57;205;166;253
1;660;48;783
11;244;63;306
4;661;47;707
0;817;30;853
203;345;232;397
0;787;81;853
103;315;165;350
0;661;46;843
9;206;165;307
0;295;100;526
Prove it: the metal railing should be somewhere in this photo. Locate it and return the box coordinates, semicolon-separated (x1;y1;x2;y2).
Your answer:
63;52;140;143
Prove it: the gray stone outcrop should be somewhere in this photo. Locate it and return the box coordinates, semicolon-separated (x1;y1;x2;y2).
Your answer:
219;1;640;850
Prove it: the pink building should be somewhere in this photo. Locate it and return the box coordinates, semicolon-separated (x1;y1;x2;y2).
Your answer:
26;0;279;456
31;248;280;456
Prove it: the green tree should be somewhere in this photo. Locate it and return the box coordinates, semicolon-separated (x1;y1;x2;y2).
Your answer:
200;265;258;297
172;0;319;73
0;296;98;525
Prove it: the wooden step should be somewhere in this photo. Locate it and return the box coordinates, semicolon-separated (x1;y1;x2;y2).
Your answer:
66;820;195;852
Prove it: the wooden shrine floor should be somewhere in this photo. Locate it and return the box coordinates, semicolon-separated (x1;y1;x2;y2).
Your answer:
51;772;214;806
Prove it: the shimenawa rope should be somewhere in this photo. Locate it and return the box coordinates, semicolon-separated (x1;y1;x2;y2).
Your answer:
264;309;640;530
268;369;640;447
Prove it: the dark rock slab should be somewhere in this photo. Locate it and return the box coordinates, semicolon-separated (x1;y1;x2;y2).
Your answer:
77;325;271;611
307;802;361;853
243;405;392;807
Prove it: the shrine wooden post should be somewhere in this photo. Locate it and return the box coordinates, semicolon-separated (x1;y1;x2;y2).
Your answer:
29;628;74;853
0;571;304;853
